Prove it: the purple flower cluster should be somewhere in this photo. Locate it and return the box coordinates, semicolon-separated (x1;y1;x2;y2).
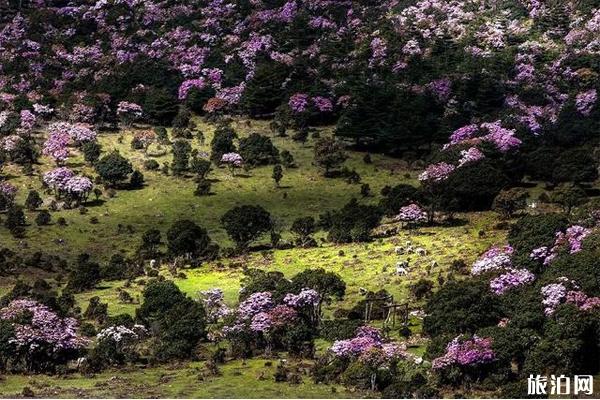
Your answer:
43;128;71;164
63;176;93;197
395;203;427;224
448;121;521;153
426;78;452;102
250;312;272;333
69;123;97;144
178;78;207;100
330;326;383;358
221;152;243;167
312;96;333;112
418;162;455;182
20;109;36;132
489;268;535;295
449;124;479;145
116;101;143;125
237;292;274;320
97;325;146;344
432;335;495;369
199;288;231;323
289;93;310;113
575;89;597;116
43;167;75;192
481;121;522;152
531;225;592;265
0;182;18;202
369;37;387;67
283;288;320;308
0;299;89;352
458;147;485;167
471;245;514;275
541;277;577;315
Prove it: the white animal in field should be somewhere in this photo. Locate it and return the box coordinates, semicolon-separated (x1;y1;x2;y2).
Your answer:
416;247;427;256
149;259;157;269
76;357;87;368
394;246;405;255
396;261;409;275
406;246;414;254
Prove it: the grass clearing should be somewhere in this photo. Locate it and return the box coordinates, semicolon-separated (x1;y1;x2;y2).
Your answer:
0;358;368;399
1;118;414;263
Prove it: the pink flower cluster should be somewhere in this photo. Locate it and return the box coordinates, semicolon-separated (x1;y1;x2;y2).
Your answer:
395;203;427;224
432;335;495;369
221;152;243;167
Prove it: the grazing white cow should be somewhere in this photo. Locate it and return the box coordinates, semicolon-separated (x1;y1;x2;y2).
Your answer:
394;246;405;255
416;247;427;256
406;246;414;254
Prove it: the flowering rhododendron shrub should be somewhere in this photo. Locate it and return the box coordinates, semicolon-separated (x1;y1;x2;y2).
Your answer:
530;225;592;265
116;102;143;126
418;162;455;182
395;203;427;226
198;288;231;323
489;268;535;295
329;326;408;360
432;335;495;369
471;245;514;275
541;277;600;315
0;299;88;372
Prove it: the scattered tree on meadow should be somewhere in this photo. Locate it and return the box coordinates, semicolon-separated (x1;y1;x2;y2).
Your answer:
313;137;348;176
221;205;273;250
94;151;133;187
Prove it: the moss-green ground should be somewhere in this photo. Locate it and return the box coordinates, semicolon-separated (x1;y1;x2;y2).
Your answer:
0;358;370;399
72;211;504;317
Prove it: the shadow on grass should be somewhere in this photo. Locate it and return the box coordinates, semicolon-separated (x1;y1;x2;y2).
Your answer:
85;199;107;207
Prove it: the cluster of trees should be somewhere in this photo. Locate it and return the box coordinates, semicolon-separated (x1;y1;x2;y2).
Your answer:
420;213;600;397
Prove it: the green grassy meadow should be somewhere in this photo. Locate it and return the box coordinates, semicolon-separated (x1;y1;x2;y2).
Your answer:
0;358;369;399
0;118;511;398
1;118;418;263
